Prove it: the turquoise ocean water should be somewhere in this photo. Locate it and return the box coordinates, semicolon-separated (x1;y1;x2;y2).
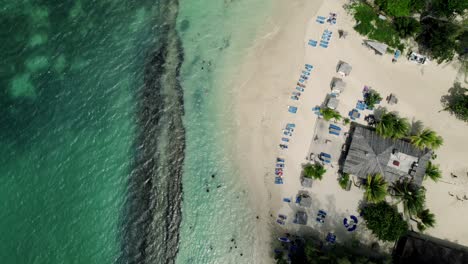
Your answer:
0;0;271;263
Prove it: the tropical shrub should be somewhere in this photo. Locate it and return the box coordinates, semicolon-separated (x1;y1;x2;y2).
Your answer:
362;202;408;242
303;163;326;180
339;173;350;190
364;174;387;203
320;107;342;121
364;90;383;109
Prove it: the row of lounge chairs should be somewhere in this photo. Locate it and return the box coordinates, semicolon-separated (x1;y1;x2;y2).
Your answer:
288;64;313;114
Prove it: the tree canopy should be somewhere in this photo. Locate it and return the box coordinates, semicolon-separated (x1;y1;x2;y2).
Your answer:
392;181;426;217
321;107;342;121
441;82;468;122
410;128;443;149
375;112;410;139
417;18;460;63
375;0;412;17
303;163;327;180
361;202;408;242
364;174;388;203
425;161;442;182
364;90;383;109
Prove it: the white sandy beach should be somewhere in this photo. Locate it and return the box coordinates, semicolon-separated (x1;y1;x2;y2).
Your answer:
226;0;468;261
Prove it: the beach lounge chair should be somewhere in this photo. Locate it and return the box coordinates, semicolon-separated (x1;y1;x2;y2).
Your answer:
296;87;304;92
305;64;313;69
278;214;287;220
316;217;324;223
308;40;318;47
320;43;328;48
316;19;325;24
329;130;340;136
286;123;296;128
298;78;305;83
279;144;288;149
329;124;341;131
281;138;289;143
291;95;299;100
277;158;285;163
343;218;349;228
320;41;329;46
288;106;298;113
320;152;332;163
276;164;285;169
318;210;327;216
347;225;357;232
283;198;291;203
275;177;284;184
302;70;310;75
350;215;358;224
276;219;285;225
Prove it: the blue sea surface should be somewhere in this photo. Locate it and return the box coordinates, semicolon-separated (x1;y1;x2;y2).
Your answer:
0;0;272;263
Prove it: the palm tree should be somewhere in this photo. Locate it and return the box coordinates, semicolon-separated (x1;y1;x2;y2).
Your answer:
410;129;444;149
363;174;388;203
375;112;409;139
320;107;342;121
417;208;436;229
392;116;410;139
425;161;442;182
392;181;426;217
303;163;327;180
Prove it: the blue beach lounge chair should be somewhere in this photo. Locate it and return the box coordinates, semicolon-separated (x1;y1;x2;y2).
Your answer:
288;106;298;113
320;43;328;48
329;124;341;131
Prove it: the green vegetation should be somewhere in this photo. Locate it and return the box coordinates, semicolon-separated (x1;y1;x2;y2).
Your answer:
320;107;342;121
361;202;408;242
441;82;468;122
417;18;461;63
375;0;412;17
392;181;425;217
425;161;442;182
303;163;326;180
364;89;383;109
376;112;410;139
351;1;467;63
339;173;350;190
410;128;444;149
375;110;444;150
416;208;436;231
393;17;421;37
364;174;388;203
343;117;351;125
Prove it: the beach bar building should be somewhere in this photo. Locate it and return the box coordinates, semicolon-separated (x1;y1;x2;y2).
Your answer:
393;231;468;264
337;61;352;77
331;77;346;94
343;126;432;186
